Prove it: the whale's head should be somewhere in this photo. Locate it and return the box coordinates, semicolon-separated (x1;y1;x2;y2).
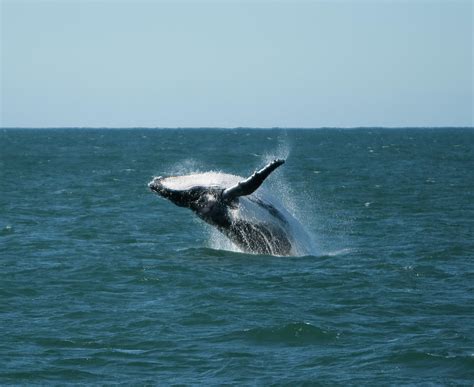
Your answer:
148;174;229;217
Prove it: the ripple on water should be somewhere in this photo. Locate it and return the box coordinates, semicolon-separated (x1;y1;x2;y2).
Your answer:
219;322;339;346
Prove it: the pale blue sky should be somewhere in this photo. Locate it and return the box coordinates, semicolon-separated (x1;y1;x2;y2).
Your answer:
1;0;472;127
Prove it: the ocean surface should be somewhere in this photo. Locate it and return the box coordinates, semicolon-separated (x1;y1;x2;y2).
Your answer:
1;128;473;385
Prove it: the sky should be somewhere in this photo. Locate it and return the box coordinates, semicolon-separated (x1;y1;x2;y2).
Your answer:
1;0;472;128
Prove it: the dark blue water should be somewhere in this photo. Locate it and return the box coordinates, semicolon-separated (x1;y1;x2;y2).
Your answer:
1;128;473;384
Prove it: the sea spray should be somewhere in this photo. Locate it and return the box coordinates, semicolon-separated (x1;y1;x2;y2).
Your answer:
260;136;320;256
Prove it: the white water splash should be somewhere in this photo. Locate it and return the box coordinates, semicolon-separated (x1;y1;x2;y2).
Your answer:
258;137;321;256
322;248;353;257
206;226;242;253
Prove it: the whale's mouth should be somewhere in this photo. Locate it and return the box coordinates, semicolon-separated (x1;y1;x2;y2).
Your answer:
148;176;165;194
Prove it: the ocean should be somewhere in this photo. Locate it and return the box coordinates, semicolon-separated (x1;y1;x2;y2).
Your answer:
1;128;473;385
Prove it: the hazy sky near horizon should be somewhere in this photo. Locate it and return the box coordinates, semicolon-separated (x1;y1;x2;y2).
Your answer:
1;0;472;128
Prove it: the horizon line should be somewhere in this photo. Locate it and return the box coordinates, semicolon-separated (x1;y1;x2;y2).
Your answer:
1;126;473;130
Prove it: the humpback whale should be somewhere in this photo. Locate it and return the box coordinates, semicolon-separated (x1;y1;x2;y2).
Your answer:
148;159;311;256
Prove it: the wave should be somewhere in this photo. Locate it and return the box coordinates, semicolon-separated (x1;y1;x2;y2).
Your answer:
221;322;339;346
387;349;474;369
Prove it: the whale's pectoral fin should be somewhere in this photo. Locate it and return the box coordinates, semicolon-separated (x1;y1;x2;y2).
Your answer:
222;159;285;200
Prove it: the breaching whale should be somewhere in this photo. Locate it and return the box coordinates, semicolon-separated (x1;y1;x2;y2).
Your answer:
148;159;311;256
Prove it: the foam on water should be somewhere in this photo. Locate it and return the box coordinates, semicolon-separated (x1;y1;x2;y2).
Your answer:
322;248;354;257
